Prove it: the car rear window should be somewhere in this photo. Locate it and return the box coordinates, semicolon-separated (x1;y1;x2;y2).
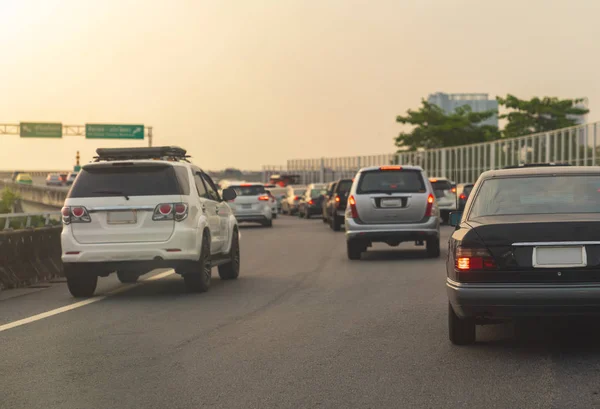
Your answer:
357;170;425;194
232;185;266;196
469;175;600;217
463;185;474;195
310;189;326;198
69;164;183;198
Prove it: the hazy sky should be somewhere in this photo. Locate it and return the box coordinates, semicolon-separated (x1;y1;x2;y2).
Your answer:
0;0;598;171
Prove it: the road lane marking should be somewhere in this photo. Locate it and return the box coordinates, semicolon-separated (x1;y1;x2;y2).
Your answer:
0;270;175;333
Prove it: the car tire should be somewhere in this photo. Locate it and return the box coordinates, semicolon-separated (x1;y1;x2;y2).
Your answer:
299;210;305;218
218;229;240;280
272;213;277;219
426;238;440;258
183;234;212;293
66;274;98;298
332;215;341;231
117;271;139;283
322;215;327;223
264;219;273;227
448;303;476;345
441;213;449;225
347;240;363;260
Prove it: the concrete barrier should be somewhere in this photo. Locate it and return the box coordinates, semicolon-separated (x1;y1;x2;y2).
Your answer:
0;181;67;208
0;226;63;290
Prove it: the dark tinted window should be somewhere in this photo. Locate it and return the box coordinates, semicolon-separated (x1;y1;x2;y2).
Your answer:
310;189;326;198
335;180;353;195
232;185;266;196
430;180;453;191
470;175;600;217
173;166;191;195
69;165;182;198
357;170;425;194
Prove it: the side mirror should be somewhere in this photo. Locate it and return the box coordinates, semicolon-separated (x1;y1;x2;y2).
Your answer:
449;211;463;227
222;187;237;202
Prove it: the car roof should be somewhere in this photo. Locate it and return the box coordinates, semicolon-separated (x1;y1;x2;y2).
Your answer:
83;159;193;170
359;165;423;172
480;165;600;179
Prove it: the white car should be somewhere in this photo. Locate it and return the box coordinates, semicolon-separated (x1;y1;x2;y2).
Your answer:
428;177;457;224
225;182;273;227
61;146;241;298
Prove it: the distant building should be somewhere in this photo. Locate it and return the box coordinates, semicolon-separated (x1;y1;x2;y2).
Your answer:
427;92;499;128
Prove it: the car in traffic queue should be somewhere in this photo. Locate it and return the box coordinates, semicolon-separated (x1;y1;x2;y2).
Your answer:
321;181;336;223
15;173;33;185
66;172;79;186
46;173;63;186
267;187;287;214
324;178;353;231
226;182;274;227
281;185;306;215
61;146;241;298
59;173;68;184
456;183;474;211
265;189;278;219
344;165;440;260
446;164;600;345
298;183;327;219
11;170;24;182
429;177;456;224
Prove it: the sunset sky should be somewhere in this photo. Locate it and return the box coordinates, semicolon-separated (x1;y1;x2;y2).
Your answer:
0;0;598;171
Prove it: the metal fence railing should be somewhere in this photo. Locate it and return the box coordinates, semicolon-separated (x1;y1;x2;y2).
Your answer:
262;122;599;184
0;212;62;230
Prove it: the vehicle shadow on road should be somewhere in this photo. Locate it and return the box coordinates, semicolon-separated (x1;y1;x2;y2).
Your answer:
359;249;444;262
475;317;600;354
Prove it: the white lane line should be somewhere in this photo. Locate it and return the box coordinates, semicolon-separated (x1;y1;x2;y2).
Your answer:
0;269;175;333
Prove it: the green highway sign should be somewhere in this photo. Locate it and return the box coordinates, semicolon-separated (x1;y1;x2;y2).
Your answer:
20;122;62;138
85;124;144;139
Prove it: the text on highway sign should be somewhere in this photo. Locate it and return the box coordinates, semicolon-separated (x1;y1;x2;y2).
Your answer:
20;122;62;138
85;124;144;139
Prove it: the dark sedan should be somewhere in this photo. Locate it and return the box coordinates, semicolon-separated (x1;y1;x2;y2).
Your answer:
298;184;327;219
447;165;600;345
456;183;474;210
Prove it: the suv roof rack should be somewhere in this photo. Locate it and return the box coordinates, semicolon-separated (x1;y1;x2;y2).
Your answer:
94;146;190;162
502;162;572;169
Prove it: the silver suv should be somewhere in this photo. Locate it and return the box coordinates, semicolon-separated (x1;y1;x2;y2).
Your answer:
344;165;440;260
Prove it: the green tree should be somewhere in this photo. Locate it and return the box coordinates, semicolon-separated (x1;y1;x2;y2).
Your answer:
394;100;499;151
0;188;19;213
497;94;589;138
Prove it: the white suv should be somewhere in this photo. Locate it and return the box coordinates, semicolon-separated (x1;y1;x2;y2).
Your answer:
224;182;273;227
61;146;241;298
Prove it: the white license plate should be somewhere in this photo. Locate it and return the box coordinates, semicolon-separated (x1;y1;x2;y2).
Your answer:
381;198;402;208
107;210;137;224
242;204;252;209
533;246;586;268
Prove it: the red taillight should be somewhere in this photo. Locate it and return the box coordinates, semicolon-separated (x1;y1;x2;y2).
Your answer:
154;203;188;221
424;194;435;217
348;195;358;219
294;196;300;201
308;199;314;205
335;196;340;202
380;166;402;170
459;194;467;200
62;206;91;224
258;195;270;201
334;195;341;208
455;247;496;271
451;187;457;193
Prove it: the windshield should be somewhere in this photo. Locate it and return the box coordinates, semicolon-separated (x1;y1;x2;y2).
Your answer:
357;170;425;194
469;175;600;217
232;185;266;196
69;165;182;198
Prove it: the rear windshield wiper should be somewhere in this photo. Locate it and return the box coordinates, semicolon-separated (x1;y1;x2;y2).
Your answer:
92;190;130;200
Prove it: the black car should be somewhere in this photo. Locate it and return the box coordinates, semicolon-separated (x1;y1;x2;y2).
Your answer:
324;178;353;231
298;184;327;219
447;165;600;345
456;183;474;210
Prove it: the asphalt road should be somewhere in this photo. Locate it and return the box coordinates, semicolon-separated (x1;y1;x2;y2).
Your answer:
3;217;600;408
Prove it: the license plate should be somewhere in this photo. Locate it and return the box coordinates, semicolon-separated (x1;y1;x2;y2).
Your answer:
242;204;252;209
533;246;586;268
381;198;402;208
107;210;137;224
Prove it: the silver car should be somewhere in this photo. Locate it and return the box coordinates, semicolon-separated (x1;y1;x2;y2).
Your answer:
344;165;440;260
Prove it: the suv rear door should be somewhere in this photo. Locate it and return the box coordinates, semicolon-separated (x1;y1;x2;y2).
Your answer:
354;168;429;224
68;162;185;244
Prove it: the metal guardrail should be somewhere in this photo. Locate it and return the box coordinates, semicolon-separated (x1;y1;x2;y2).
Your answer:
263;121;600;184
0;212;62;230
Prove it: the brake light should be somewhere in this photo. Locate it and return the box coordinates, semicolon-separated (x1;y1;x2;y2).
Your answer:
429;178;438;183
459;194;467;200
241;183;252;187
348;195;359;219
153;203;188;221
334;195;341;208
308;199;314;205
380;166;402;171
424;194;435;217
62;206;91;224
455;247;496;271
451;187;457;193
294;196;300;201
258;195;270;201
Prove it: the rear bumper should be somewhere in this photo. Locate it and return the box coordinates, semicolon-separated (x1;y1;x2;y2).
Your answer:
232;206;271;221
235;215;269;223
64;260;196;276
345;216;439;242
447;278;600;318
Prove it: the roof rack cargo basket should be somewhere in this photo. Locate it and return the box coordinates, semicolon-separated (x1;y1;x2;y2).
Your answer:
94;146;190;162
501;162;572;169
